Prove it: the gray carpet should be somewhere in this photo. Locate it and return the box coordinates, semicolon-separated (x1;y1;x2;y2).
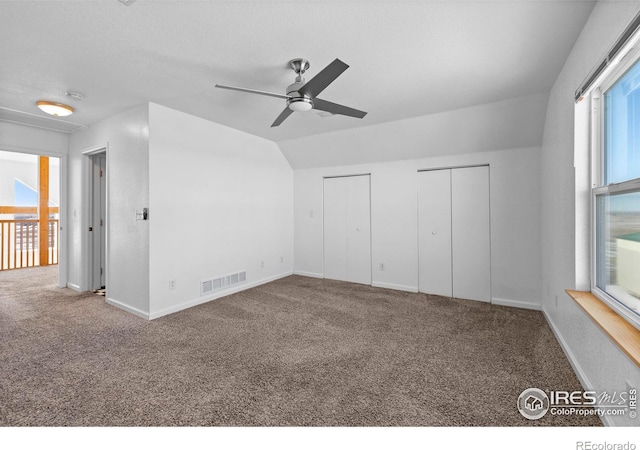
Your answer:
0;266;600;426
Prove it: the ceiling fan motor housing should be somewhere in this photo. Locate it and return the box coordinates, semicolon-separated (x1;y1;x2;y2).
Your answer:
286;81;313;111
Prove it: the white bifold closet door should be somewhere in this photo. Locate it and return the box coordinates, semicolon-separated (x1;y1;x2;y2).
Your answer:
418;166;490;302
418;169;453;297
451;166;490;302
323;175;372;285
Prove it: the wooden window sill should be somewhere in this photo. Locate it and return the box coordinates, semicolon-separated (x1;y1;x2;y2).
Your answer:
566;290;640;367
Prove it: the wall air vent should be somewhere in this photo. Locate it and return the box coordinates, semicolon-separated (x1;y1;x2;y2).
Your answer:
201;270;247;296
201;280;213;294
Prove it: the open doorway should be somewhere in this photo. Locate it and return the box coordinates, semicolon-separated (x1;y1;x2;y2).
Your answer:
88;152;106;292
0;151;60;280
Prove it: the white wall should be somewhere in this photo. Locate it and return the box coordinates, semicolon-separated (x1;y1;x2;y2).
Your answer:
147;103;293;318
294;146;542;310
0;121;68;156
540;0;640;426
68;104;150;317
278;92;548;169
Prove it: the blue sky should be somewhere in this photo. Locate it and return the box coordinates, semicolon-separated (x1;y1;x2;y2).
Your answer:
14;179;56;207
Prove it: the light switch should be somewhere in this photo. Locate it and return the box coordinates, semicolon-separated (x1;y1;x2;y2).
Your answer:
136;208;148;220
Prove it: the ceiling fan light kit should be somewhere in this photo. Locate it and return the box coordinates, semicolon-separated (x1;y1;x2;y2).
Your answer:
215;57;367;127
287;97;313;112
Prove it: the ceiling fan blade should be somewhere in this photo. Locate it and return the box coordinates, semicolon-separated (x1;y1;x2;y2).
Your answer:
271;107;294;127
312;98;367;119
298;59;349;98
215;84;291;100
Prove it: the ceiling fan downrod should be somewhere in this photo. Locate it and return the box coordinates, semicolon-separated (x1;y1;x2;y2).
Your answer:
289;58;310;82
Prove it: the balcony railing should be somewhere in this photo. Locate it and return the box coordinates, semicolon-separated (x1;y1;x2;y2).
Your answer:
0;219;59;270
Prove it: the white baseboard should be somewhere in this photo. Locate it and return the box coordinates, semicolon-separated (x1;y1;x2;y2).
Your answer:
67;283;81;292
148;271;293;320
106;297;150;320
293;270;324;279
492;297;541;311
542;307;611;426
372;281;419;293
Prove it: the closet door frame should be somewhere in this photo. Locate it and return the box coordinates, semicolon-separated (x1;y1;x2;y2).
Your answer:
322;173;373;285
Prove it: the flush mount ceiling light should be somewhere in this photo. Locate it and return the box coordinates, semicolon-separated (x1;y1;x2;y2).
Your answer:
36;101;74;117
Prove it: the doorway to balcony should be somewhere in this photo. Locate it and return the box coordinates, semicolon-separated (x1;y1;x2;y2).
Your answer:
0;151;60;276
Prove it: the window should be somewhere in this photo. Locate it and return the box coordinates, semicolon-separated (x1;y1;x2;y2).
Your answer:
592;52;640;328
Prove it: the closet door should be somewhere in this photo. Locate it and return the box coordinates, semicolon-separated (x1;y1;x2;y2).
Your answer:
323;175;371;284
346;175;372;285
418;170;453;297
451;166;491;302
323;177;348;281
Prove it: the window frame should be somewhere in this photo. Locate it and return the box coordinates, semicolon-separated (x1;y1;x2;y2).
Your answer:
590;45;640;331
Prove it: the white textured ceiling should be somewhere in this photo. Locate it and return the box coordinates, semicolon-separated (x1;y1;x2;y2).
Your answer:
0;0;595;141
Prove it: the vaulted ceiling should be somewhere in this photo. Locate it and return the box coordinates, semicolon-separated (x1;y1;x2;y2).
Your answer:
1;0;595;142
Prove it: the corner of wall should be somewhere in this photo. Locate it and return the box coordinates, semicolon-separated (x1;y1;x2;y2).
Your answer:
147;104;294;318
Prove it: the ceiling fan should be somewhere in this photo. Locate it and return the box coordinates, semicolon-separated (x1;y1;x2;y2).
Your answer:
215;58;367;127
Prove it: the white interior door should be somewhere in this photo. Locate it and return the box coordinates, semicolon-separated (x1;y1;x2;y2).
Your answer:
90;153;106;290
99;155;106;288
323;177;348;281
451;166;491;302
418;169;453;297
346;175;371;285
323;175;371;284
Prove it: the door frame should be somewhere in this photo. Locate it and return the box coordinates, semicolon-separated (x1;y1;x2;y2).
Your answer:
0;144;68;288
82;145;108;293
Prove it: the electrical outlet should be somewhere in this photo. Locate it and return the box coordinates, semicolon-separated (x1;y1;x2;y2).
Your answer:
169;280;176;290
309;210;314;218
280;256;284;263
380;263;385;271
260;260;264;268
